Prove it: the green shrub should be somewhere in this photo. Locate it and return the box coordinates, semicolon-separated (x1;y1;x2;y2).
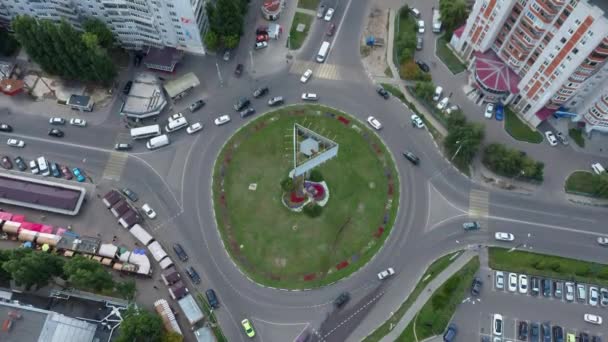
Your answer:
309;170;324;182
303;203;322;217
280;177;295;192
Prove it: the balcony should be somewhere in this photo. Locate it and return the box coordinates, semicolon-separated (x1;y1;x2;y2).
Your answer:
596;45;608;56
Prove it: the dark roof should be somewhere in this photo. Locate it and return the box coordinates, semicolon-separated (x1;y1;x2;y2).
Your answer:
0;174;84;214
169;281;188;300
144;48;183;70
67;94;91;107
112;200;129;214
103;190;121;207
120;209;140;225
56;235;101;254
161;267;181;284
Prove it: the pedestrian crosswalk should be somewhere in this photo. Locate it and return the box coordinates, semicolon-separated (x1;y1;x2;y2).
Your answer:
102;152;128;181
289;60;341;81
468;189;490;226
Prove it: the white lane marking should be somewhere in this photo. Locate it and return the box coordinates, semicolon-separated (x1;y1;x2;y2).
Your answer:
491;202;597;223
181;131;204;209
326;0;353;63
251;318;310;326
489;215;601;236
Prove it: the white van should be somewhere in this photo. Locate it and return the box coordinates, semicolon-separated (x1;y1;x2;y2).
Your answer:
591;163;606;175
165;117;188;133
316;41;330;63
37;157;50;176
146;134;170;150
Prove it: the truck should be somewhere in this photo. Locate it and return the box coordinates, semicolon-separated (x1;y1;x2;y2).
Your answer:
432;8;442;33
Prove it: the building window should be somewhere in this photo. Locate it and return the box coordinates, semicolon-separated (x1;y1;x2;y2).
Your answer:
523;104;532;113
573;48;578;54
560;37;566;44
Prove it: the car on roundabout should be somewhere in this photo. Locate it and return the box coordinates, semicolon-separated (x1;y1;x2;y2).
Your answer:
49;117;65;125
300;69;313;83
495;232;514;241
402;151;420;165
253;86;269;98
367;116;382;130
377;267;395;280
7;138;25;148
189;99;205;112
334;292;350;309
0;123;12;132
214;115;231;126
241;318;255;338
48;128;64;138
301;93;318;101
411;114;424;128
597;236;608;246
463;221;480;231
268;96;284;106
376;86;390;99
186;122;203;134
69;118;87;127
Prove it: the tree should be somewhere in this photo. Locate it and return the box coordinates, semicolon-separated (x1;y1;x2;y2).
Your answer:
440;0;469;36
281;177;295;192
115;280;137;301
0;250;12;283
83;18;114;49
443;111;484;166
400;60;419;79
117;306;164;342
414;81;435;102
64;256;114;291
204;31;219;51
223;34;240;49
162;331;184;342
309;170;324;182
303;203;323;218
2;249;64;290
0;29;20;56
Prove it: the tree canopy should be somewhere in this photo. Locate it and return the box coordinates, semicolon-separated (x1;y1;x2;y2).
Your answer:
444;111;485;167
82;18;115;49
12;16;116;84
205;0;249;50
117;306;164;342
63;256;115;292
439;0;469;36
2;249;64;290
483;143;544;181
0;28;20;56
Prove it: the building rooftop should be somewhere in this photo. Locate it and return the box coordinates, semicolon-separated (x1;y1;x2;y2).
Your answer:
55;236;101;254
0;173;86;216
163;72;200;99
143;47;183;72
453;24;465;39
120;73;167;119
263;0;281;13
66;95;91;107
0;60;14;79
473;50;520;94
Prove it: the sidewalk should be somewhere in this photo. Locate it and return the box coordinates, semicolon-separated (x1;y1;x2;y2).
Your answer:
379;249;477;342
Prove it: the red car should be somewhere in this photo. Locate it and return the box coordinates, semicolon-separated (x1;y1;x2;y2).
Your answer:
256;34;269;43
326;23;336;36
256;26;268;35
61;165;73;180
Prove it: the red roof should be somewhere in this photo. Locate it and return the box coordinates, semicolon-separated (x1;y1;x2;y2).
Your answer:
453;25;465;38
263;0;281;12
473;50;520;94
535;106;556;121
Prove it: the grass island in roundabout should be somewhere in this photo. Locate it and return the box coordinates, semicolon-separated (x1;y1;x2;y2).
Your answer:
212;105;400;289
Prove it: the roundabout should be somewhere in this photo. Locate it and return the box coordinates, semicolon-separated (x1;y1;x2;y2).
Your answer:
212;105;400;289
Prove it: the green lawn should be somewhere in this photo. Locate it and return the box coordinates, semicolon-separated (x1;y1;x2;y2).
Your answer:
289;13;313;50
569;128;585;148
213;105;399;289
489;247;608;287
397;257;480;341
363;251;463;342
435;35;466;74
504;107;543;143
384;67;393;78
394;7;417;67
297;0;320;10
565;171;603;197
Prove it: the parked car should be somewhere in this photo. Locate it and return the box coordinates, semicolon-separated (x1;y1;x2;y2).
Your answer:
49;117;65;125
402;151;420;165
316;4;326;18
565;282;575;301
48;128;64;137
7;138;24;148
531;276;540;296
1;156;13;170
72;167;86;182
377;267;395;280
417;20;425;33
301;93;318;101
233;97;250;111
410;7;421;18
189;99;205;112
495;271;504;290
577;283;587;302
600;288;608;306
545;131;558;146
223;50;230;61
553;325;564;342
591;163;606;175
0;123;13;132
186;266;201;284
241;318;255;338
367;116;382;130
541;322;551;342
122;188;139;202
173;243;189;262
530;322;540;342
589;286;599;306
29;160;39;174
115;143;132;151
255;34;268;43
14;156;27;171
518;274;528;294
334;292;350;308
69;118;87;127
416;36;423;50
471;277;482;296
542;278;551;297
326;23;336;36
508;273;518;292
214;115;231;126
324;8;335;21
376;86;390;99
240;108;256;118
300;69;313;83
169;112;184;122
61;165;73;180
484;103;494;119
416;60;430;72
206;289;220;309
495;232;514;241
268;96;284;106
583;313;602;325
495;103;504;121
493;314;503;336
518;321;529;341
411;114;424;128
253;86;269;98
50;162;61;177
443;323;457;342
234;63;244;77
141;204;157;219
437;97;449;111
446;105;460;115
554;280;563;298
186;122;203;134
556;131;569;145
254;41;268;50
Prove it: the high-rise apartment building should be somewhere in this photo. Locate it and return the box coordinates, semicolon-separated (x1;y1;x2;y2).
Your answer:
451;0;608;134
0;0;211;55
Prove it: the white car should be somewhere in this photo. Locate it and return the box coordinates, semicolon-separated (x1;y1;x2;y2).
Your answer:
433;86;443;101
598;236;608;246
49;117;65;125
417;20;425;33
446;105;460;115
300;69;313;83
367;116;382;130
186;122;203;134
589;286;599;306
495;271;504;290
169;112;184;121
518;274;528;294
565;282;575;301
377;267;395;280
214;115;231;126
69;118;87;127
324;8;335;21
583;313;602;325
301;93;318;101
591;162;606;175
495;232;515;241
545;131;558;146
411;114;424;128
7;138;25;148
493;313;503;335
508;273;518;292
484;103;494;119
254;41;268;50
141;203;157;219
29;160;39;174
437;97;449;111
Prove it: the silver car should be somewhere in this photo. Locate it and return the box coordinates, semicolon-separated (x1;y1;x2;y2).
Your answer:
565;282;575;301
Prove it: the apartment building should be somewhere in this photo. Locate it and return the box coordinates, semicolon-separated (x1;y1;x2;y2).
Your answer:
451;0;608;134
0;0;211;55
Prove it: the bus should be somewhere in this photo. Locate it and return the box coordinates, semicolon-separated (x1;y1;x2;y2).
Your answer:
316;41;331;63
130;124;161;140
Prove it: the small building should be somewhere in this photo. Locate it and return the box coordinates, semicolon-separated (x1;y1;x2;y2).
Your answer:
0;78;24;96
261;0;282;21
177;294;204;326
120;72;168;119
161;266;181;285
67;94;94;112
163;72;200;100
168;280;188;300
194;326;217;342
143;47;183;73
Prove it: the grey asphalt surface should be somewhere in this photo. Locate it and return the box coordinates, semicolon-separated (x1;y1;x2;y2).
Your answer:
2;0;608;341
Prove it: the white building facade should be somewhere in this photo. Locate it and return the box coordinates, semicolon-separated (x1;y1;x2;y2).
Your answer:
0;0;211;55
451;0;608;134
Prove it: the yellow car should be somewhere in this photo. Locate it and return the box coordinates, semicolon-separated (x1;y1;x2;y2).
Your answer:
567;333;576;342
241;318;255;338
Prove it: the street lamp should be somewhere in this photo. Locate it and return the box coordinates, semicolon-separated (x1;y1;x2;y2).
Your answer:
451;140;467;161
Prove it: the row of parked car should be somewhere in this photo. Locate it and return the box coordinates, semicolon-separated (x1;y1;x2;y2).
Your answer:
1;154;86;182
489;314;602;342
495;271;608;307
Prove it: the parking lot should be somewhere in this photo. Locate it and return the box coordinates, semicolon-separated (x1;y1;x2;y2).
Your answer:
450;266;606;341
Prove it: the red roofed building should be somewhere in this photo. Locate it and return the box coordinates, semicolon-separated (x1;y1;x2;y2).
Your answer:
472;50;520;103
0;78;24;96
261;0;282;21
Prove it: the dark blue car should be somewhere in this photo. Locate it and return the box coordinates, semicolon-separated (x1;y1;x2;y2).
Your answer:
495;103;504;121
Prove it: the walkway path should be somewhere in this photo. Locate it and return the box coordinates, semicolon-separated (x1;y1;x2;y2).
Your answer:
379;249;477;342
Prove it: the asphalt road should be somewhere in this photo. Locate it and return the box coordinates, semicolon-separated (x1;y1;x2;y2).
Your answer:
2;0;608;341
